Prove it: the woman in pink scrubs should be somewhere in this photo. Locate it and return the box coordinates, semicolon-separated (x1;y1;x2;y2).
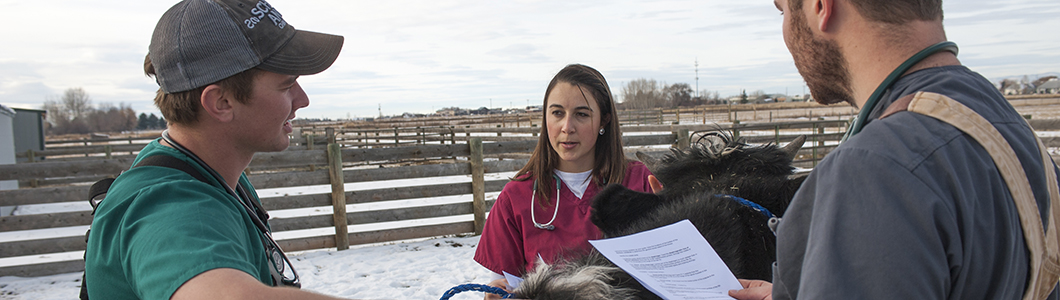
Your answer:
474;64;653;298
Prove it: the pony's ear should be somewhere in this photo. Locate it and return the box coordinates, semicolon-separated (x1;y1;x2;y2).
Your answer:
635;152;660;172
782;135;807;161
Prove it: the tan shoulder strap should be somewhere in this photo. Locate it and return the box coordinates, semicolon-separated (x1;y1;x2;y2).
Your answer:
883;91;1060;299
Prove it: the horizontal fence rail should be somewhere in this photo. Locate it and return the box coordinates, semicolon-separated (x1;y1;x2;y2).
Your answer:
4;117;1059;277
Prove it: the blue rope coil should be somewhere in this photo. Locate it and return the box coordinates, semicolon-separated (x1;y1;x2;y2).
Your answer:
440;284;512;300
717;194;774;219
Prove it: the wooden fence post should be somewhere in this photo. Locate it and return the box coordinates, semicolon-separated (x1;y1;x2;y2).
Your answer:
326;128;336;144
470;138;486;235
104;145;112;159
327;143;349;250
775;125;780;145
733;120;741;140
675;129;690;150
27;149;35;163
817;118;825;148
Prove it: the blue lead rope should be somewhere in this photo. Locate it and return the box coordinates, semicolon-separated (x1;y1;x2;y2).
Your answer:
717;194;774;219
440;284;512;300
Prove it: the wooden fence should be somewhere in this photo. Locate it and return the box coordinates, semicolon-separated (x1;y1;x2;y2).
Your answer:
0;120;858;277
23;95;1058;162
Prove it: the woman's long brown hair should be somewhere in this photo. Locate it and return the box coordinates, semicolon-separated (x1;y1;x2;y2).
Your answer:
514;64;627;206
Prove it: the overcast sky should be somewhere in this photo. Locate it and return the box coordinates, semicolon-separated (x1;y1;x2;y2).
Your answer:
1;0;1058;119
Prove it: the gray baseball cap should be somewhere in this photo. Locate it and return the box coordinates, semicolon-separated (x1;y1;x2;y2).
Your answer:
149;0;344;93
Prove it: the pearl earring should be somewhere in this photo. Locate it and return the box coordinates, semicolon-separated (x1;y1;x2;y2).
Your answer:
599;128;605;135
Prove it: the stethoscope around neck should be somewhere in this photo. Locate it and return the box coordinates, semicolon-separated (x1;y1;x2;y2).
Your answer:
530;174;563;231
160;130;301;288
841;41;959;142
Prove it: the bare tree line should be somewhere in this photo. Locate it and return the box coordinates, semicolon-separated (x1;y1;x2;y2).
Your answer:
619;78;727;109
41;87;150;135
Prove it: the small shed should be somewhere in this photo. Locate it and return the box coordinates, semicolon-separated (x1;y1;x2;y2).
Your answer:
12;107;46;163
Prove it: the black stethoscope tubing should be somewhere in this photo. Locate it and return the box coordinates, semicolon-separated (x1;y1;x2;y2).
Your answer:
842;41;959;142
160;130;300;287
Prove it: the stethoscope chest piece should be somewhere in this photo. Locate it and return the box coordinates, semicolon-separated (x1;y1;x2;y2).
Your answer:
534;223;556;231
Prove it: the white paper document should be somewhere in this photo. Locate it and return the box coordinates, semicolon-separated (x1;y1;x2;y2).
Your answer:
588;219;741;300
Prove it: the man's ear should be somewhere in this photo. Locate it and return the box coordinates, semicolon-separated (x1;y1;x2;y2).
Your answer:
815;0;835;32
200;85;234;123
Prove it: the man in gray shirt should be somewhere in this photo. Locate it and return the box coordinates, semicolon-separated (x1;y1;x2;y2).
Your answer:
730;0;1060;299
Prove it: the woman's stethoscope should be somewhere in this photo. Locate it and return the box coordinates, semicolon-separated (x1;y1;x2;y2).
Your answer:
161;130;301;288
530;174;563;231
841;41;959;142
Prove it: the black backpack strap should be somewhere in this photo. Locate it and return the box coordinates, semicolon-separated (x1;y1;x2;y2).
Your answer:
134;154;210;183
81;154;209;300
87;155;209;211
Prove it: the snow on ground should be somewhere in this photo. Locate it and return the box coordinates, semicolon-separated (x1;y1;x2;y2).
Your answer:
0;234;493;300
0;171;517;300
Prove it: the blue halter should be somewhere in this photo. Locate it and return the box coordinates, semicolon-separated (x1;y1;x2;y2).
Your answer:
716;194;774;219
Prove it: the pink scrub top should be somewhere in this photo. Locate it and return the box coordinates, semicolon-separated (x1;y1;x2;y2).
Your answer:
474;161;653;275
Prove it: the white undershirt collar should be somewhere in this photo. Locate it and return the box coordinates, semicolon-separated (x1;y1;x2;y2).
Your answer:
553;169;592;199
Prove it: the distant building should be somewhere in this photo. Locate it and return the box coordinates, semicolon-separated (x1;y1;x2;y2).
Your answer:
471;107;490;115
435;107;466;116
1003;85;1022;95
1038;79;1060;94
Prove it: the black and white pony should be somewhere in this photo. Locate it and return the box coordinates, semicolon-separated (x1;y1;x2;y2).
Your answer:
510;131;807;300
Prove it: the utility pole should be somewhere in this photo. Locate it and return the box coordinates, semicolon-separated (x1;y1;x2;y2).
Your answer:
695;58;699;99
378;104;382;118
